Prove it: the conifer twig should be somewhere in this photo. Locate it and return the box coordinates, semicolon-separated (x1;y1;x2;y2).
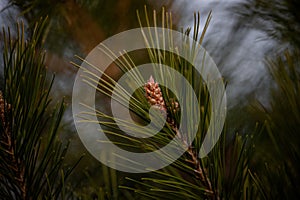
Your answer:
144;76;219;199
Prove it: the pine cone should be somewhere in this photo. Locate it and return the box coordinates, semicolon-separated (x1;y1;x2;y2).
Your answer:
144;76;181;129
144;76;166;111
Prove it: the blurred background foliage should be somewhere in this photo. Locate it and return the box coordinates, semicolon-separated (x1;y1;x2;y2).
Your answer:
0;0;299;199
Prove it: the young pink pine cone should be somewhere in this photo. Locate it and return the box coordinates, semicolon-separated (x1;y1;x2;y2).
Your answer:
144;76;181;130
144;76;166;112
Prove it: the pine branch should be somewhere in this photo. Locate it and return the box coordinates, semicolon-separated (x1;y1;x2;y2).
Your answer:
0;18;80;199
144;76;219;199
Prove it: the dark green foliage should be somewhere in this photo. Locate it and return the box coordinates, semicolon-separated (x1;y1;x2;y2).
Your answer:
250;50;300;199
231;1;300;198
0;19;79;199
